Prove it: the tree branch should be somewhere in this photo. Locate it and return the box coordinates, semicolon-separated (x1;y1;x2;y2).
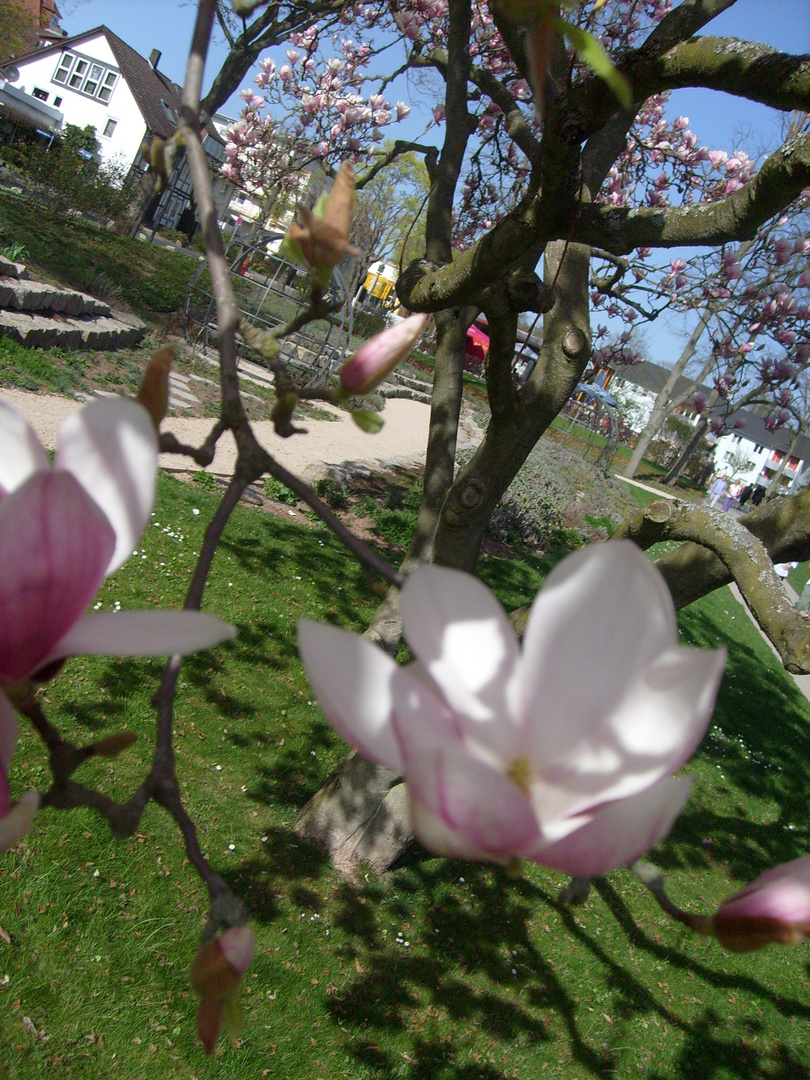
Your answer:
615;500;810;673
572;131;810;253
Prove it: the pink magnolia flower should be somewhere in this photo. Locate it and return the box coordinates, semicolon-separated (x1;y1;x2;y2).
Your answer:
0;396;236;851
190;926;256;1054
298;543;725;876
711;856;810;952
339;314;427;395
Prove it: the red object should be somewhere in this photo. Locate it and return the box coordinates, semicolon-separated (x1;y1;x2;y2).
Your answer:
465;324;489;362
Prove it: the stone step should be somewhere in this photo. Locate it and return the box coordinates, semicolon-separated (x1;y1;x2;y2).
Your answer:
0;277;111;317
0;255;29;280
168;385;200;404
386;372;433;396
379;385;432;405
0;309;146;351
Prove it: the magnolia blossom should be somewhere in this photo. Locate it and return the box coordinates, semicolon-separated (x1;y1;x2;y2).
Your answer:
299;543;725;876
0;396;236;850
711;856;810;952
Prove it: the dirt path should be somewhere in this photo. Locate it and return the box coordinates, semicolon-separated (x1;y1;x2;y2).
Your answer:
3;388;479;480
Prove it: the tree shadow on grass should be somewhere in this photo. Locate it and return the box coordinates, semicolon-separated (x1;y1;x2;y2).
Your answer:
659;595;810;881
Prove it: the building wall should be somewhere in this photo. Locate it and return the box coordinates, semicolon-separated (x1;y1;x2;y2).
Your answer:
14;36;146;168
712;432;804;491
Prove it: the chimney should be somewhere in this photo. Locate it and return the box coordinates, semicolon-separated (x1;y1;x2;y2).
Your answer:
148;49;161;70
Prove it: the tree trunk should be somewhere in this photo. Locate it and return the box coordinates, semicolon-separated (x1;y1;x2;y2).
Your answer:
624;307;714;479
663;416;710;485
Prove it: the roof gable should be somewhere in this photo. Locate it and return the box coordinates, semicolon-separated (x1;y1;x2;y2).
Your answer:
12;25;183;140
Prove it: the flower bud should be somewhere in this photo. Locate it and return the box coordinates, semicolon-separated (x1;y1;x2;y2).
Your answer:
711;856;810;953
283;162;360;283
137;346;175;431
190;925;256;1054
340;314;427;396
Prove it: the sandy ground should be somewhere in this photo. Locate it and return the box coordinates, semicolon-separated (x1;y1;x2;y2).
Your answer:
2;388;478;481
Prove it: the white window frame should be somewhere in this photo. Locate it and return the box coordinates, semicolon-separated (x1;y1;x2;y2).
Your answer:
52;51;119;103
101;117;118;139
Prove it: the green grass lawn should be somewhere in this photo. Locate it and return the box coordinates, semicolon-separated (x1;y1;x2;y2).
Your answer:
1;472;809;1080
0;192;197;318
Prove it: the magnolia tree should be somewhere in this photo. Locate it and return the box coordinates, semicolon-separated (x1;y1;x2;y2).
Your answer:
4;0;810;1057
613;187;810;479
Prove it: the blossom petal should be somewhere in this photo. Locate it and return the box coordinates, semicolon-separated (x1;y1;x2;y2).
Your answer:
716;856;810;926
55;397;158;575
0;690;18;776
390;666;467;757
0;398;49;496
533;645;725;821
0;472;114;681
0;789;40;853
46;611;237;664
196;997;224;1056
297;620;404;772
0;760;9;820
407;746;540;863
400;565;523;759
531;775;693;877
520;542;679;763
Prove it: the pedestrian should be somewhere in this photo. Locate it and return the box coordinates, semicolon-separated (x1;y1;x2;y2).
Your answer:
751;485;766;506
738;483;753;507
722;479;741;512
708;474;728;508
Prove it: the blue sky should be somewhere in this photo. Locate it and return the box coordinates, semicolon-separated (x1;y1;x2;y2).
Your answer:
61;0;809;365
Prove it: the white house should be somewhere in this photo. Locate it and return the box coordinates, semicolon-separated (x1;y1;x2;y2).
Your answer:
712;415;810;495
1;26;231;229
605;359;810;494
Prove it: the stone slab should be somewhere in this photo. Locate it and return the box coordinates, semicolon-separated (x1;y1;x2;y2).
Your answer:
0;255;28;280
0;278;110;316
0;309;146;351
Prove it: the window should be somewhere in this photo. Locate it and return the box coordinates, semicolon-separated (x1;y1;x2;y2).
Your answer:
102;118;117;138
52;51;118;102
54;96;62;107
32;87;49;101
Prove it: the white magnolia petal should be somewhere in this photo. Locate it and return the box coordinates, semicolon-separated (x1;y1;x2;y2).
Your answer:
389;666;470;760
297;620;404;773
0;691;18;774
55;397;158;575
400;565;523;759
0;789;40;853
531;775;693;878
44;610;237;664
407;746;541;863
533;645;725;821
520;542;679;763
0;398;49;495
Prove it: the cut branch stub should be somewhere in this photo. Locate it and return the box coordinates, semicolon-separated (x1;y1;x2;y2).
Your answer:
460;479;486;510
563;328;587;357
618;501;810;674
